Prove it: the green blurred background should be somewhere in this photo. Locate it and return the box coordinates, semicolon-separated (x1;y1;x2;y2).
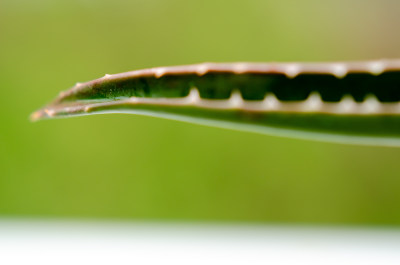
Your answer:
1;0;400;225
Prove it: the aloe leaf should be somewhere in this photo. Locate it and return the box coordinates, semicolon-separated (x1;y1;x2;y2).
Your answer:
31;61;400;146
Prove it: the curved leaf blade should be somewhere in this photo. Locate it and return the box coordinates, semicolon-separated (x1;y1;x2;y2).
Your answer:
31;61;400;146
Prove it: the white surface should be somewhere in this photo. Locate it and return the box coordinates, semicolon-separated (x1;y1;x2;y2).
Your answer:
0;219;399;265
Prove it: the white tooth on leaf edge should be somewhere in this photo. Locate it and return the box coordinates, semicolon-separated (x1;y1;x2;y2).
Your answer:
304;92;323;111
187;88;200;104
362;95;381;113
233;63;248;74
285;64;300;78
129;97;138;103
368;61;385;75
263;93;280;110
337;95;357;113
229;90;244;108
332;64;347;78
154;68;166;78
196;64;210;76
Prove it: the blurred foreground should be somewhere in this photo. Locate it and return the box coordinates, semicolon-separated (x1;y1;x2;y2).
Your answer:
1;219;400;264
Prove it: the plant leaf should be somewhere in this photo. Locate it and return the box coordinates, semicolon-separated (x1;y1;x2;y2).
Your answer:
31;61;400;146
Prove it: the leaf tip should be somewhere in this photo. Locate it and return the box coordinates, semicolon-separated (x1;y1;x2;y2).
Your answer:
30;110;44;122
30;108;54;122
